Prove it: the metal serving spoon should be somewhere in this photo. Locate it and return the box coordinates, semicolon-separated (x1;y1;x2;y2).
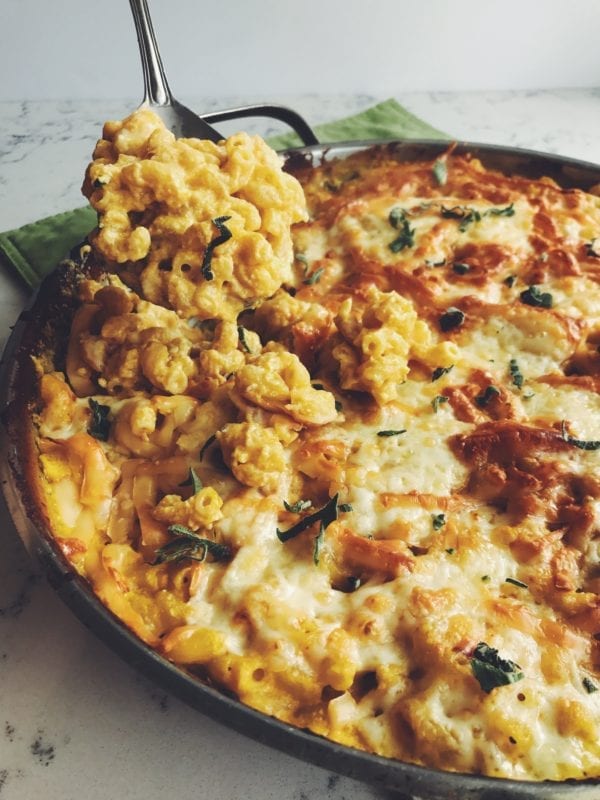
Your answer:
128;0;223;141
128;0;319;147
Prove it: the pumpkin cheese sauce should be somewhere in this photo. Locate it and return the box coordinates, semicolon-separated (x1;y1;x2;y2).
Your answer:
32;109;600;781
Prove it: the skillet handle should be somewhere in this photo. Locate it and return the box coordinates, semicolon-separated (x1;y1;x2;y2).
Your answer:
201;104;319;146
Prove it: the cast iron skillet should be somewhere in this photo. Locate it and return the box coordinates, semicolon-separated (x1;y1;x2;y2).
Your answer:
2;107;600;800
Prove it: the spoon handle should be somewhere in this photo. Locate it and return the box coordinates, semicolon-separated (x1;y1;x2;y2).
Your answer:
129;0;172;106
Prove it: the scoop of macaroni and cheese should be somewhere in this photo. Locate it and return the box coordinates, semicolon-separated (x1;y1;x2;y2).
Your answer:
83;109;308;321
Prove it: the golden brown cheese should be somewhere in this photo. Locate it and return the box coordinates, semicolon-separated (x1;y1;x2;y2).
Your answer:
33;111;600;782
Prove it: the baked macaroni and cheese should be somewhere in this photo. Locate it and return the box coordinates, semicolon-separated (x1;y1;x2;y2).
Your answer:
27;109;600;782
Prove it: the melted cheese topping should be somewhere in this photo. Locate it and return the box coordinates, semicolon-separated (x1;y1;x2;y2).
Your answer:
33;120;600;782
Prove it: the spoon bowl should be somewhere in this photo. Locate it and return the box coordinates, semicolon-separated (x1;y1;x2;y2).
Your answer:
128;0;319;147
129;0;223;141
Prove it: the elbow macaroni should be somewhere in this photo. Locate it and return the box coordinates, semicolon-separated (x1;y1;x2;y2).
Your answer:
85;109;307;321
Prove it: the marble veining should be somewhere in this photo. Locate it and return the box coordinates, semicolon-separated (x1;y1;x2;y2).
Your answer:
1;89;600;800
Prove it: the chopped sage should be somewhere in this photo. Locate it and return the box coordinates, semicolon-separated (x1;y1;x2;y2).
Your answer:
179;467;203;494
313;523;325;565
388;207;415;252
277;493;347;543
199;433;217;461
505;577;528;589
475;385;501;407
431;365;454;382
509;358;524;390
88;399;111;441
237;325;251;353
432;395;448;413
520;285;553;309
471;642;524;693
561;420;600;451
452;262;470;275
153;525;231;565
201;216;232;281
388;206;408;228
284;499;312;514
439;307;465;332
487;203;515;217
432;513;446;531
441;205;482;232
303;267;324;285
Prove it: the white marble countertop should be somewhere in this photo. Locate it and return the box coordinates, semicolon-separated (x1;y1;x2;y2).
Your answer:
1;89;600;800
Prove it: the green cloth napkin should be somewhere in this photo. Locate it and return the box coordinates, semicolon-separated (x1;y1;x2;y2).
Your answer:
268;98;447;150
0;99;447;290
